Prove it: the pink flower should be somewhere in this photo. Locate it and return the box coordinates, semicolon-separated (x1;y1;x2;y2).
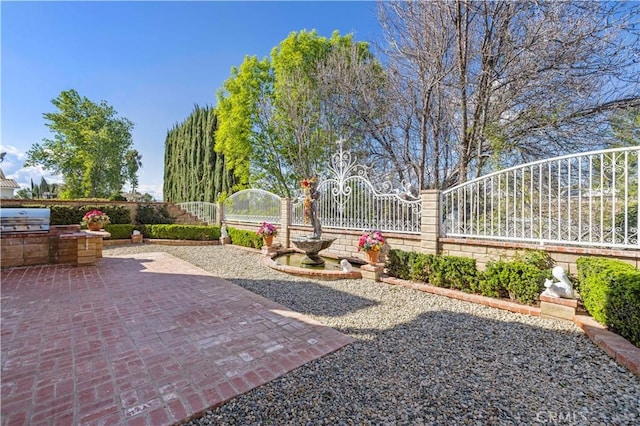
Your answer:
257;222;278;237
357;230;385;252
82;209;110;225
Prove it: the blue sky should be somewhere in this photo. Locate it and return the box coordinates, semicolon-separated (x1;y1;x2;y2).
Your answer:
1;1;382;200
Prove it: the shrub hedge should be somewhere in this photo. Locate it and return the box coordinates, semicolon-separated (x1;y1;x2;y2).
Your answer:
386;250;478;292
103;224;140;239
228;227;263;249
577;257;640;347
104;224;219;240
386;249;413;280
386;248;552;306
481;260;549;305
142;225;220;240
429;255;479;291
14;204;131;225
135;204;175;224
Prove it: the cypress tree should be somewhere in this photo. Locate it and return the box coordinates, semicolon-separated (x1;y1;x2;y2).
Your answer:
163;106;239;203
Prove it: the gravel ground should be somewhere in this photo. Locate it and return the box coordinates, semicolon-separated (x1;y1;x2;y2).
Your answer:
104;244;640;425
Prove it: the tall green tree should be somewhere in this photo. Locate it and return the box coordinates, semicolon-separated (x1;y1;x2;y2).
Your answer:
124;149;143;195
215;30;376;196
163;105;238;203
25;89;135;198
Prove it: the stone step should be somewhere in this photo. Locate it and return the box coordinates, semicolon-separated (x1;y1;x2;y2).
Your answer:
164;203;209;226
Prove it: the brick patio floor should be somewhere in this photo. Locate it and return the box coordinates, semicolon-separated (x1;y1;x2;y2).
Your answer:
1;252;354;425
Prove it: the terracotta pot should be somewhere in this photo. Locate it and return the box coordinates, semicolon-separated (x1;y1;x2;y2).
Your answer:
263;235;274;247
87;222;103;231
365;250;380;264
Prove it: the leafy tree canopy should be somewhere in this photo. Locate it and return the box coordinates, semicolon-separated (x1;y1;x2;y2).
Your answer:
25;89;135;199
215;30;376;196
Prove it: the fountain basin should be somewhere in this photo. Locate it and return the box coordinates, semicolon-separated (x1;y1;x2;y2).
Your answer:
290;237;336;266
263;250;361;280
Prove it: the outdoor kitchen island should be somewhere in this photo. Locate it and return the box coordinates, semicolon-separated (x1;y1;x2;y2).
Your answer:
0;208;109;269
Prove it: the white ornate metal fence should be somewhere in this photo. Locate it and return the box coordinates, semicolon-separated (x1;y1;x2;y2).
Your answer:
441;146;640;249
222;189;281;224
290;141;422;234
177;201;217;225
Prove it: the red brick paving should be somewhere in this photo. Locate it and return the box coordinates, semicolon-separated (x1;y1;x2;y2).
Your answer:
1;252;354;425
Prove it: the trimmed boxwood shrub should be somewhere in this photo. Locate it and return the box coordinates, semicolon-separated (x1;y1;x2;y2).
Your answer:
386;249;413;280
386;248;549;306
517;249;554;270
481;260;549;305
386;250;479;291
429;255;478;291
228;227;263;249
577;257;640;347
103;224;141;239
141;224;220;240
409;252;432;282
474;263;509;299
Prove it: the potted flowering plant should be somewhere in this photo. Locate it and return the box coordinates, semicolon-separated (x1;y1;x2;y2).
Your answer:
358;230;385;264
82;209;110;231
257;222;277;247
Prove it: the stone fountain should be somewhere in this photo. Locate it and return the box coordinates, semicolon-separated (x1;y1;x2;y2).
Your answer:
290;178;335;267
292;237;336;266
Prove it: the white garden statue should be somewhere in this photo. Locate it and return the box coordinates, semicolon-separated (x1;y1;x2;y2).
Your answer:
541;266;574;299
340;259;353;272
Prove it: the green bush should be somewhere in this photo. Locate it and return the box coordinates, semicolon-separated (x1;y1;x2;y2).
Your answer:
480;260;548;304
104;224;141;239
409;252;432;282
386;249;413;280
385;249;478;291
428;255;478;291
49;205;84;225
12;204;130;225
577;257;640;347
474;265;508;299
135;204;175;224
517;249;554;270
141;224;220;240
506;262;550;305
228;227;263;249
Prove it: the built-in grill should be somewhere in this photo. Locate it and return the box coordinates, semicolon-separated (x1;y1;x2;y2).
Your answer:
0;208;51;233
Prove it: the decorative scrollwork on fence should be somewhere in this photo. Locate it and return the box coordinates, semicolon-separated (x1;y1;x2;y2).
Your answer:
291;139;422;234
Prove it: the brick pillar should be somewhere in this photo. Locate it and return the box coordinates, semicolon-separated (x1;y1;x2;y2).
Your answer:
281;198;291;248
76;236;97;266
420;189;441;255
